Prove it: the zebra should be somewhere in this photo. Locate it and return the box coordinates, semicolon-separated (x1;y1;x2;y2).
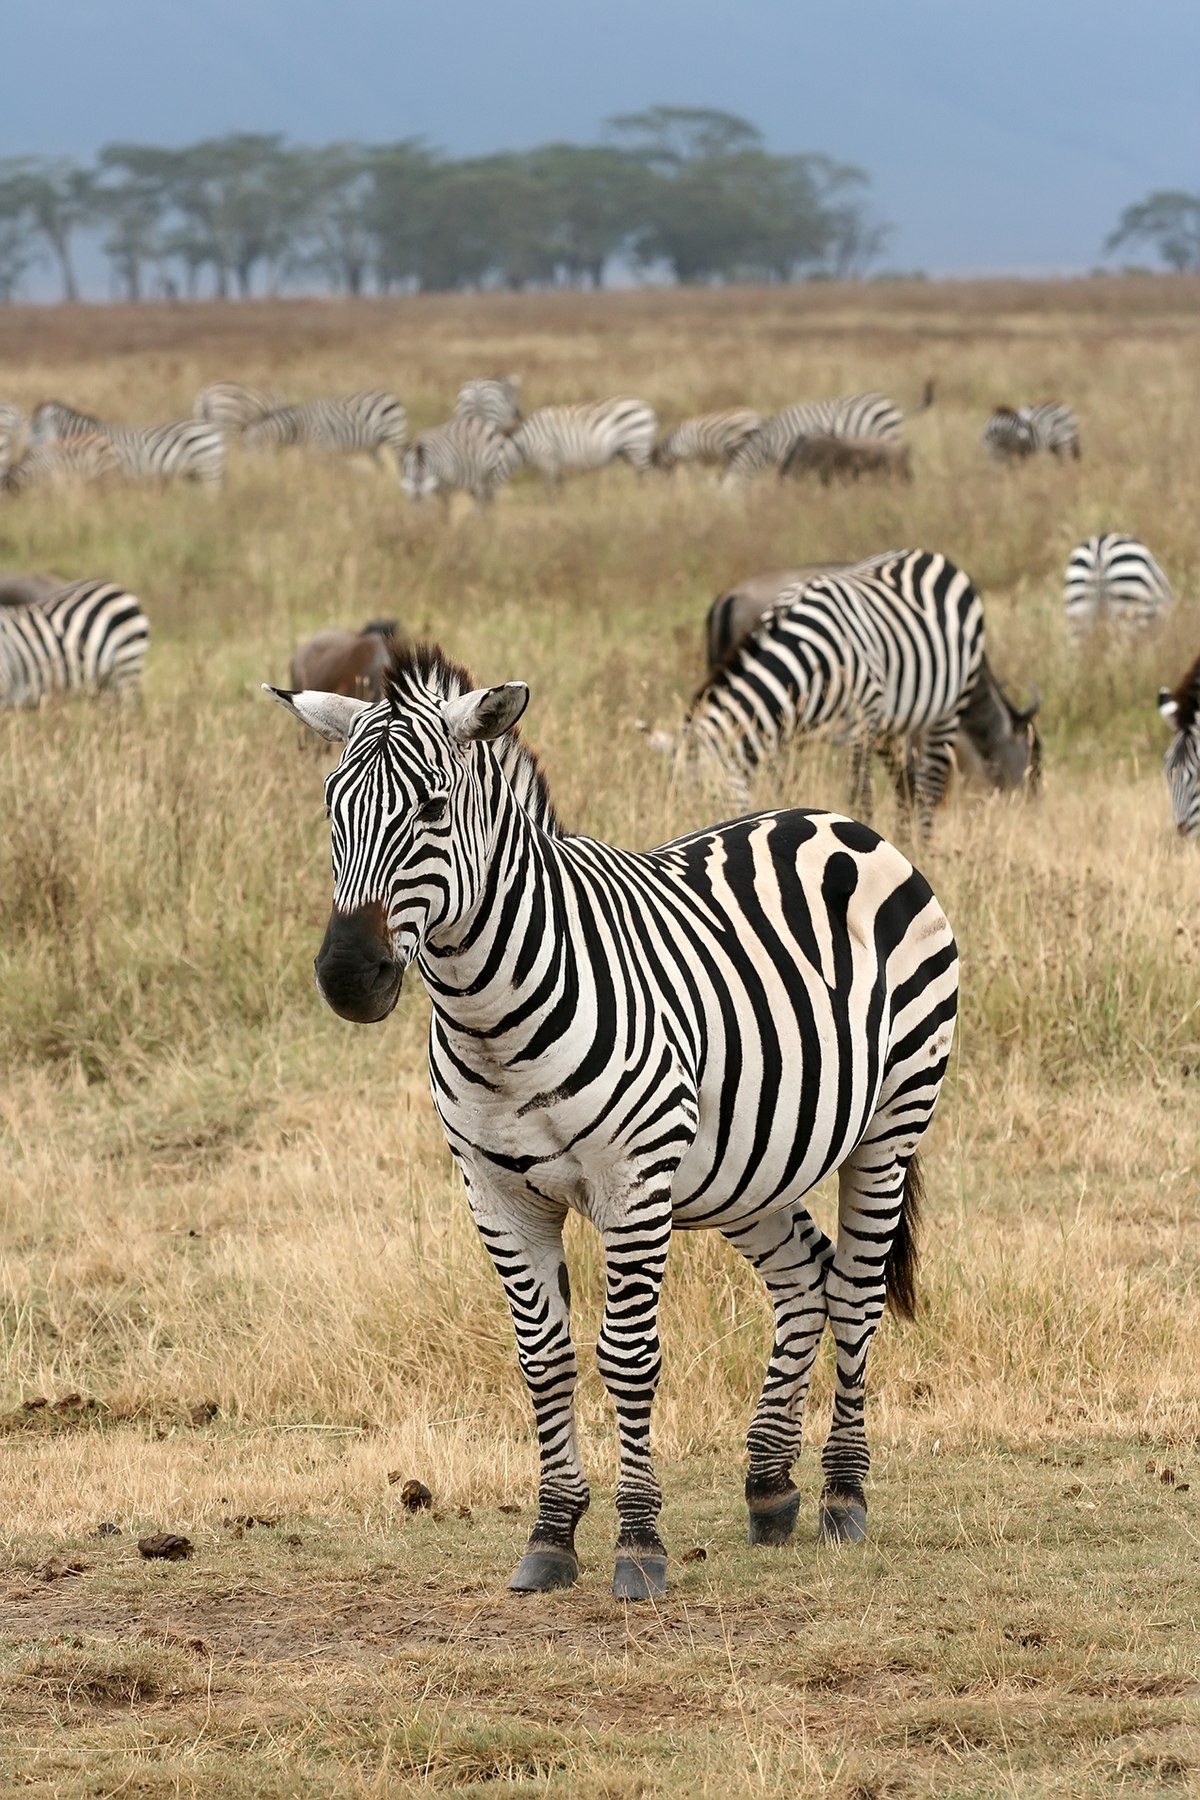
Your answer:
723;391;905;484
663;549;985;840
0;579;149;707
242;391;408;470
1064;534;1172;638
455;376;521;432
265;640;959;1599
29;401;226;488
3;434;121;494
193;382;287;434
654;408;765;471
502;397;659;482
401;416;513;505
982;402;1080;462
1159;654;1200;837
0;402;27;477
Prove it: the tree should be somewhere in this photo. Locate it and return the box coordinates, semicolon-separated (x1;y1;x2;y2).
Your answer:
291;143;374;294
522;144;648;286
1105;191;1200;272
0;157;92;301
94;144;170;301
0;219;38;303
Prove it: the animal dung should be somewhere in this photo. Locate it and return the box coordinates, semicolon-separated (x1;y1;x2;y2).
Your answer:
137;1533;194;1561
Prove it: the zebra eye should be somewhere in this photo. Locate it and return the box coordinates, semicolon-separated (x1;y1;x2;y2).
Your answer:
417;795;448;825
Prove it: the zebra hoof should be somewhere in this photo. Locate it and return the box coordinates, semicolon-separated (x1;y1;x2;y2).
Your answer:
508;1549;579;1592
747;1489;801;1546
818;1495;868;1544
613;1553;668;1601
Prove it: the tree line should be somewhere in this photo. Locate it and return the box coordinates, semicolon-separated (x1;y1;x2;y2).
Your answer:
0;107;891;304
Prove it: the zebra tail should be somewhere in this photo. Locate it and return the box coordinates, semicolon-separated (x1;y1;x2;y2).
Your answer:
884;1154;922;1321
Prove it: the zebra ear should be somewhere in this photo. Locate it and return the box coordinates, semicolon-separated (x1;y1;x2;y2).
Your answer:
262;684;371;743
442;682;529;744
1158;688;1179;726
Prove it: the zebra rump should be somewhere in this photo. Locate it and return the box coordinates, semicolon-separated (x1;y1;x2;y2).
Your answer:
193;382;288;433
455;376;522;431
29;401;226;487
1064;534;1172;638
0;579;149;708
503;397;659;479
983;402;1080;462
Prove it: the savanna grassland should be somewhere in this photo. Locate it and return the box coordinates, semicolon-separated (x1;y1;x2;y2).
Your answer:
0;278;1198;1799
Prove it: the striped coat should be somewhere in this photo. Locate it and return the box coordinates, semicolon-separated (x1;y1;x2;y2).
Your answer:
455;377;522;431
0;580;149;707
983;403;1080;462
193;382;287;433
401;416;513;504
268;642;958;1597
242;391;408;468
1064;534;1172;637
654;408;765;471
724;392;904;483
1159;653;1200;837
29;401;226;487
502;397;659;481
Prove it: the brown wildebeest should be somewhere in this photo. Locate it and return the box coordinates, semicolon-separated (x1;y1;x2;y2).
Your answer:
779;434;912;485
702;565;1040;795
289;620;403;701
0;570;70;606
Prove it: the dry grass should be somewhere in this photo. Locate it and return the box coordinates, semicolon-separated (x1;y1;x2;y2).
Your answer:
0;279;1198;1796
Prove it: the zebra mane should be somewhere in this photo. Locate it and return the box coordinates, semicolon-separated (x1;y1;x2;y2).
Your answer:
381;638;563;837
1168;652;1200;731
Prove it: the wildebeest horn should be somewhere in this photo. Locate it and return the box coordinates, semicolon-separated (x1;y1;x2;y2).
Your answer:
1018;684;1041;722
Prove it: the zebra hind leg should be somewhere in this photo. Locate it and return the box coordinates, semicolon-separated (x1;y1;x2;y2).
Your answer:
723;1204;833;1546
820;1145;922;1543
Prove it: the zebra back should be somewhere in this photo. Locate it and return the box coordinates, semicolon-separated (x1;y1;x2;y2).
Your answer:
1064;534;1172;637
401;416;512;502
29;401;225;485
506;397;659;476
654;408;765;470
725;392;904;481
0;579;149;707
3;434;121;494
243;391;407;459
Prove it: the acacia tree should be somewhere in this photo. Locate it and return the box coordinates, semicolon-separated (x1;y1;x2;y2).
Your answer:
1106;191;1200;272
0;157;92;301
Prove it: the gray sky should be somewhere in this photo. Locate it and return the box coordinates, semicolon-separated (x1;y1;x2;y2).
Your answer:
5;0;1198;282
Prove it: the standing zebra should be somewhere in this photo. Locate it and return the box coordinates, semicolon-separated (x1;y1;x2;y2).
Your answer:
266;642;958;1598
193;381;288;433
0;402;27;476
401;416;513;505
455;376;522;432
1064;534;1172;638
662;549;985;840
242;391;408;470
723;392;904;484
3;435;121;494
502;397;659;482
0;579;149;707
30;401;226;488
654;408;765;471
1159;654;1200;837
983;402;1080;462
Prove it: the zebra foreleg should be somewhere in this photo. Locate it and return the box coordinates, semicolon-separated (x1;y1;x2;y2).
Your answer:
597;1193;674;1599
847;737;875;821
820;1147;911;1543
912;719;959;842
723;1204;833;1546
469;1196;590;1592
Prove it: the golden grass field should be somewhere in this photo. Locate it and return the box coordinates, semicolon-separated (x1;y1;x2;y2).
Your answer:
0;278;1198;1798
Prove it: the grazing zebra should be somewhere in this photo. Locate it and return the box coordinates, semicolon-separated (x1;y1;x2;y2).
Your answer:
1158;654;1200;837
983;402;1080;462
665;549;985;840
723;392;905;484
29;401;226;488
266;641;959;1598
502;397;658;482
654;408;765;471
401;416;513;504
0;579;149;707
1064;534;1172;638
193;381;287;433
242;391;408;469
455;376;521;432
0;402;27;476
3;434;121;494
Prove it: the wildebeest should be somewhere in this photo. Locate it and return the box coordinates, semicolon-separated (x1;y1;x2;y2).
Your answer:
288;620;403;701
0;570;70;606
779;434;912;485
705;565;854;669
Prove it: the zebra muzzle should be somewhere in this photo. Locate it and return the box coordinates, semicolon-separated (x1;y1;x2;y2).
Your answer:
314;903;404;1024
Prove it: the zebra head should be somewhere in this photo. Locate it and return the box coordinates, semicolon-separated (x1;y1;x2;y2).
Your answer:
1159;670;1200;838
265;667;529;1020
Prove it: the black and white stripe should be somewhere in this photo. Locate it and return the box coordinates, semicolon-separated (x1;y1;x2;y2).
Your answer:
3;435;121;494
455;377;522;432
0;579;149;707
1064;534;1172;637
193;382;287;433
242;391;408;468
673;549;985;839
0;403;27;477
1159;654;1200;837
983;402;1080;462
401;416;513;504
502;397;659;481
654;408;765;470
723;392;904;483
30;401;227;487
268;642;958;1597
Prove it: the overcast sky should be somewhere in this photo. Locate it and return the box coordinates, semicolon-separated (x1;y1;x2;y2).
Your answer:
5;0;1198;283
